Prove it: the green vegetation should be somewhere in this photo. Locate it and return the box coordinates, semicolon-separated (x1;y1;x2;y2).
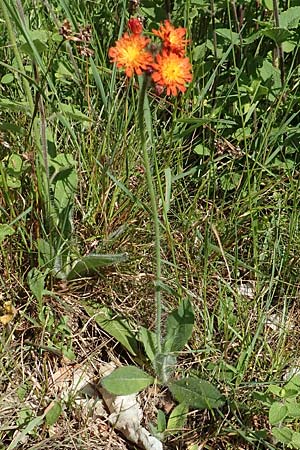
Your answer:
1;0;300;448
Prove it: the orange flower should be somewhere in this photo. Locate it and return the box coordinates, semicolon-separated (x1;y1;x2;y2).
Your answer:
152;20;189;56
151;50;192;96
128;17;143;35
109;33;153;77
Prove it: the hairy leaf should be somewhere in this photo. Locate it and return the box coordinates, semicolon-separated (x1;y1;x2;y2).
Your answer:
101;366;154;395
168;377;225;410
83;303;138;356
67;252;128;279
138;326;157;362
154;353;177;383
167;403;189;434
163;298;194;353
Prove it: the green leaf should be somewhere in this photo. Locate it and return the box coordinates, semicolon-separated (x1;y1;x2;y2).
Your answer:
7;415;44;450
5;153;25;188
0;224;15;244
243;30;264;45
154;353;177;383
167;403;189;434
83;303;138;356
282;40;296;52
67;253;128;280
0;122;25;135
19;29;50;56
163;298;194;353
261;28;293;44
0;97;29;113
194;143;210;156
49;153;77;246
27;268;46;303
220;172;241;191
267;384;286;398
55;62;76;82
272;426;293;445
50;153;77;213
269;402;288;425
193;43;206;62
101;366;154;395
262;0;273;10
285;374;300;396
37;238;53;268
234;127;251;142
7;154;23;174
59;103;92;122
292;431;300;448
90;58;108;110
157;410;166;433
279;7;300;29
216;28;240;45
168;377;225;410
137;326;157;362
1;73;14;84
46;402;62;426
286;400;300;418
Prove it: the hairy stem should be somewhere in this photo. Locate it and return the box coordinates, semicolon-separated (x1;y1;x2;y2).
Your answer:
138;75;162;354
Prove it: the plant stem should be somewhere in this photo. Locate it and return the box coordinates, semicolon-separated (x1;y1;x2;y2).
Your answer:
137;75;162;354
273;0;285;87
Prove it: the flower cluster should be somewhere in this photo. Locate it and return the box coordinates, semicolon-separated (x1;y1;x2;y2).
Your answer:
108;18;192;96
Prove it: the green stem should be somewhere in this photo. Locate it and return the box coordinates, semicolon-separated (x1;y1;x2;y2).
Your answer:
138;75;162;354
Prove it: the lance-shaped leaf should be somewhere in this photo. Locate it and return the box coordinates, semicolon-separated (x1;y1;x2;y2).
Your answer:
101;366;154;395
83;303;138;356
67;252;128;280
168;377;225;410
163;298;194;353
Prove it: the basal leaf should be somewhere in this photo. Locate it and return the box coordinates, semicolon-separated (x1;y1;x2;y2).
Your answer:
45;401;62;426
83;303;138;356
167;403;189;434
154;353;177;383
50;153;77;212
194;143;210;156
163;298;194;353
137;326;157;362
157;409;166;433
67;253;128;279
101;366;154;395
27;268;46;303
168;377;225;410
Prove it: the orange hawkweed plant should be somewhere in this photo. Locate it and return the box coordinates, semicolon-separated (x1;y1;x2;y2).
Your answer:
108;32;153;77
152;50;192;96
152;19;189;56
108;19;193;352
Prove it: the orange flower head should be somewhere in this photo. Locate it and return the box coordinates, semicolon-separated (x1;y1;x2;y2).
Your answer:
151;50;192;96
153;20;189;56
128;17;143;35
109;33;154;77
